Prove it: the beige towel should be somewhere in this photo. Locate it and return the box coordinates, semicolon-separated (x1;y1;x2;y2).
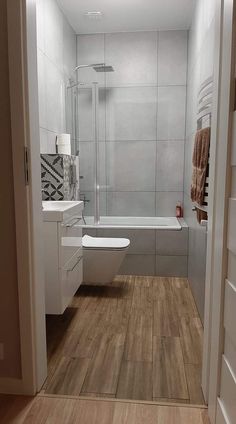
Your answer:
191;127;210;205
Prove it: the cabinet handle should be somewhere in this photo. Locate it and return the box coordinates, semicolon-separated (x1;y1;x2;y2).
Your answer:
67;255;83;272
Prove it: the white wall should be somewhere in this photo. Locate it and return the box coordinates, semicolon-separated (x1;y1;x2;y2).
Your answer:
36;0;76;153
184;0;217;321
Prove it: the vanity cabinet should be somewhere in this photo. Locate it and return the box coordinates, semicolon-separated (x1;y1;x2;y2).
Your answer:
43;202;83;314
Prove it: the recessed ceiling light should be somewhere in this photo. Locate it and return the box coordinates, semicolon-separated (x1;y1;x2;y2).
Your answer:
84;11;103;20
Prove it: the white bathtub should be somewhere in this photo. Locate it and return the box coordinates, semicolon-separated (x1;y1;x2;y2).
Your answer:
79;216;188;277
80;216;182;230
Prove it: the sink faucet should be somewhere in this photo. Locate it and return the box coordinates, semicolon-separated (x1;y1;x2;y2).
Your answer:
80;194;90;204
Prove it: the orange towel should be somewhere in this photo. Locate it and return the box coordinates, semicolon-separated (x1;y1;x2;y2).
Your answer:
191;127;210;205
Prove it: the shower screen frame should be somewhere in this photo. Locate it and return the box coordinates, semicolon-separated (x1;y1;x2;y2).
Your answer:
66;81;101;225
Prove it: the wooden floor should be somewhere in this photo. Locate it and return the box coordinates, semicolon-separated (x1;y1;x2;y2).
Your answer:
43;276;205;405
0;394;209;424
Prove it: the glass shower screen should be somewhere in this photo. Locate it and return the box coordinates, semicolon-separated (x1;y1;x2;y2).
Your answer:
66;82;104;224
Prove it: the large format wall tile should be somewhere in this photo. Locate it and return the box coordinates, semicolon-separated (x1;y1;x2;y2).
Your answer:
80;191;107;216
156;141;184;191
37;50;47;129
156;227;188;256
97;229;156;254
106;87;157;141
156;192;183;216
119;254;156;276
77;87;106;142
63;17;76;79
107;192;156;216
106;141;156;191
79;141;106;191
37;0;76;154
36;0;45;53
105;32;158;85
44;0;63;70
156;255;188;277
76;34;105;84
158;30;188;86
157;86;186;140
45;59;65;133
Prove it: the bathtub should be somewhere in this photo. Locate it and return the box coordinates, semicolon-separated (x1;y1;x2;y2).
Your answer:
81;216;182;230
79;216;188;278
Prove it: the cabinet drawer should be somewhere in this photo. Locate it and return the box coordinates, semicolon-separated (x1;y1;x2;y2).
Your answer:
220;356;236;424
61;248;83;312
216;399;229;424
59;219;83;267
224;280;236;347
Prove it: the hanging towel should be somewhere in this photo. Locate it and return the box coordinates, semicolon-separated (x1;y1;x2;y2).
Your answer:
191;127;210;205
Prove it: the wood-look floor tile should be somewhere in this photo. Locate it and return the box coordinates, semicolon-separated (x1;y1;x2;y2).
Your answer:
153;298;179;337
112;403;158;424
45;356;90;395
179;317;203;365
153;336;189;400
116;361;152;400
157;405;206;424
131;276;153;310
173;285;199;318
0;395;35;424
152;277;173;300
70;399;115;424
124;308;153;362
45;276;204;405
153;398;189;404
22;397;76;424
81;332;126;395
185;364;205;404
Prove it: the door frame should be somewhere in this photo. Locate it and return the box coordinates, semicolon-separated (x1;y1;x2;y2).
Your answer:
4;0;236;417
202;0;236;422
0;0;47;394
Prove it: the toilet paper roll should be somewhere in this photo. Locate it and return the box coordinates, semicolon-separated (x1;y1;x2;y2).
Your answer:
56;133;71;155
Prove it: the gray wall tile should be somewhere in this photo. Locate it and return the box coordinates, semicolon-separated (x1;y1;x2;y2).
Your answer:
97;229;156;254
79;141;106;191
156;228;188;255
106;141;156;191
80;191;106;216
105;32;158;85
156;255;188;277
77;87;106;142
157;86;186;140
158;30;188;86
119;254;156;276
156;192;183;217
76;34;105;84
107;192;156;216
156;141;184;191
106;87;157;141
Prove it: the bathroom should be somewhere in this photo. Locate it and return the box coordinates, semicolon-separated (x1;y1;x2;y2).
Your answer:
37;0;214;406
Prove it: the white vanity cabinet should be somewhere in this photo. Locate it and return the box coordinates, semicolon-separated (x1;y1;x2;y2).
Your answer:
42;201;84;314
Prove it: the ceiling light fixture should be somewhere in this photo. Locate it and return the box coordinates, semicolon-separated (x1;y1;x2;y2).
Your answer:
84;11;103;20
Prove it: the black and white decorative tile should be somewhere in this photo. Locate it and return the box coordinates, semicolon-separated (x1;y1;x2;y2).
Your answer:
41;154;79;201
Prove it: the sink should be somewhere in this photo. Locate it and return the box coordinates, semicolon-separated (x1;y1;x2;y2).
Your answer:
42;201;84;222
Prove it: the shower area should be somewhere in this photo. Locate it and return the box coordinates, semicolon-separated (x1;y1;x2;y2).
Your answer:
65;31;189;277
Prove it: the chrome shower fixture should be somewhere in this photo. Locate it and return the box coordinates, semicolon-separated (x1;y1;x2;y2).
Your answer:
74;63;114;72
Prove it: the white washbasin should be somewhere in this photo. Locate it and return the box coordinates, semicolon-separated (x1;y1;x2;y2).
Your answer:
42;201;84;222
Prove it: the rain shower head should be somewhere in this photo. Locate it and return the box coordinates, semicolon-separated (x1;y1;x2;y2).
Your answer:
93;64;114;72
74;63;114;72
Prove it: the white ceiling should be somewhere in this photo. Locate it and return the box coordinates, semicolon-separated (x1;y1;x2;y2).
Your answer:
57;0;196;34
